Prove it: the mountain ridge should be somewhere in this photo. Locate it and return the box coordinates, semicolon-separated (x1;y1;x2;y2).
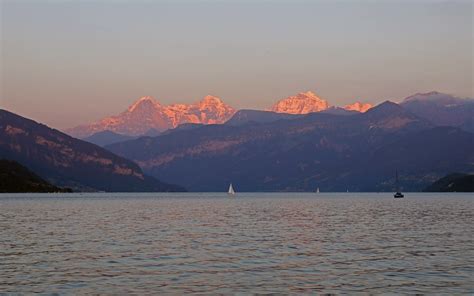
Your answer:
0;109;185;192
65;90;471;139
83;130;136;147
400;91;474;132
66;95;236;138
66;91;375;138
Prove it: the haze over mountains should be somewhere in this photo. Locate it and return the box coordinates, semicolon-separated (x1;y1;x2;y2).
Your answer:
66;91;373;138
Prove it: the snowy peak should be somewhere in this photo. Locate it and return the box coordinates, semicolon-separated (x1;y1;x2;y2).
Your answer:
199;95;224;106
271;91;330;114
344;101;373;113
127;96;161;112
196;95;236;123
164;95;236;126
198;95;229;112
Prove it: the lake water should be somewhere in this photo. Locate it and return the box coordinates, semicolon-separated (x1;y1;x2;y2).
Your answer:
1;193;473;294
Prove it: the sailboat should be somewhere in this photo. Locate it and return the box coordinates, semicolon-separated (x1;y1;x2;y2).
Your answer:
394;170;404;198
228;183;235;196
316;187;320;193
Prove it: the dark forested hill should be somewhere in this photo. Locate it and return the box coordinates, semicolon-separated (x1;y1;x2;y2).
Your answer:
0;159;71;193
423;173;474;192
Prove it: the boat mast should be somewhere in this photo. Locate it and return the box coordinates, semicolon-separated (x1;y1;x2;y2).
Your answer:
395;170;399;192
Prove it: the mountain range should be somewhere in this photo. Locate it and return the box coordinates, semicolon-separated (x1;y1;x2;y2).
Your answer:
0;109;184;192
67;95;236;138
2;90;472;193
105;96;474;192
66;91;372;138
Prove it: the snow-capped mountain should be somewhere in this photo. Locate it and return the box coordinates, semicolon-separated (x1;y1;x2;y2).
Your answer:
344;101;373;113
66;95;236;138
271;91;330;114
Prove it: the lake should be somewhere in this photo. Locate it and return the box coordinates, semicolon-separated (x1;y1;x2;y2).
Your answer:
0;193;473;294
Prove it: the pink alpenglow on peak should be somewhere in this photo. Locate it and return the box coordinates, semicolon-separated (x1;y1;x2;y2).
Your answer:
271;91;330;114
165;95;236;127
127;96;161;112
66;95;236;138
344;101;373;113
197;95;236;124
200;95;224;106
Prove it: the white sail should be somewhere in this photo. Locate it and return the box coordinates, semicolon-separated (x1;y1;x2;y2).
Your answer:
316;187;320;193
228;183;235;195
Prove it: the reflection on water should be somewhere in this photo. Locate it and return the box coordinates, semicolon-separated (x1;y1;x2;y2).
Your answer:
0;193;473;294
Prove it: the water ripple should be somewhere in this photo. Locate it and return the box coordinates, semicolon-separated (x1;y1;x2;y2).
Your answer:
0;193;473;294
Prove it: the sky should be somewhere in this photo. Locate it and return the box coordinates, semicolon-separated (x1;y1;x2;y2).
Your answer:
1;0;473;129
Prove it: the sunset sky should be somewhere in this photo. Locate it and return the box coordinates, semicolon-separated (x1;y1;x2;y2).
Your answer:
1;0;472;129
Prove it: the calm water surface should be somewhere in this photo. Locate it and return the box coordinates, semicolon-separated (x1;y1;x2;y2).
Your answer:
1;193;473;294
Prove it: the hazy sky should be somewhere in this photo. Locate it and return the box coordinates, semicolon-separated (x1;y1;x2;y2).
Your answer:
1;0;473;129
